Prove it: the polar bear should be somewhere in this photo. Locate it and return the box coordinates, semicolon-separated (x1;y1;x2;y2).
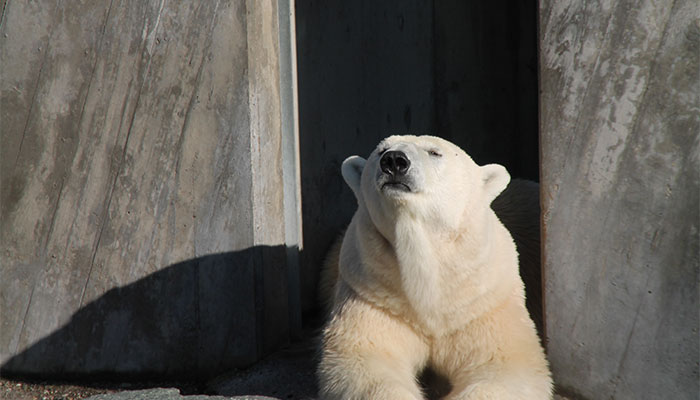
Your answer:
318;135;552;400
319;178;544;338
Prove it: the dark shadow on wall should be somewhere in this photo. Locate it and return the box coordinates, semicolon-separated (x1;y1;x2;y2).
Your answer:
1;245;297;381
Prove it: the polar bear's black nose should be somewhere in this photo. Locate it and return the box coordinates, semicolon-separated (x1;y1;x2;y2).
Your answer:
380;150;411;176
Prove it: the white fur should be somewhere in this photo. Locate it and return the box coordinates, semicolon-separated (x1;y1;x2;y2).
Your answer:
318;135;552;399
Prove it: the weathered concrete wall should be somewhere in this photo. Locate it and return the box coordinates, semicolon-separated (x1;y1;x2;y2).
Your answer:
540;0;699;398
294;0;539;312
1;0;299;377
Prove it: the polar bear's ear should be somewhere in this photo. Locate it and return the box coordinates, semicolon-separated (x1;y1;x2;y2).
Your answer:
341;156;366;199
480;164;510;203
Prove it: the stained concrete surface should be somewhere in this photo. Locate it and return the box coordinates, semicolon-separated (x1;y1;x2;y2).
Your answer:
1;0;296;375
540;0;700;398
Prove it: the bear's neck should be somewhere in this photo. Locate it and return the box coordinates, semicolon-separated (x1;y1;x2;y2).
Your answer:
352;207;511;335
390;212;494;327
392;215;442;319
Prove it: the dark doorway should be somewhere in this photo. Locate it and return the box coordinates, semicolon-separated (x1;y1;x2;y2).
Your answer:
294;0;539;314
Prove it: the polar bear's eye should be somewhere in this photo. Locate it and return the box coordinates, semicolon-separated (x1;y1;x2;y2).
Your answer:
428;149;442;158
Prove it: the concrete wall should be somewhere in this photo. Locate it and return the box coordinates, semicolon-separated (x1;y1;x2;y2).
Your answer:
1;0;300;377
1;0;544;380
295;0;539;312
540;0;700;398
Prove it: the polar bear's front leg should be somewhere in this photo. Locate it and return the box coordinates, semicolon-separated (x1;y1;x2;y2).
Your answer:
319;294;429;400
438;299;553;400
442;343;552;400
445;371;552;400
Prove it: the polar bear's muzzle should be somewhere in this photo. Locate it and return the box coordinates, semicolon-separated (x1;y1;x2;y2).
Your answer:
378;150;414;192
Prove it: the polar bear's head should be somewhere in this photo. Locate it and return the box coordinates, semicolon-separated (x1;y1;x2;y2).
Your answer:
342;135;510;239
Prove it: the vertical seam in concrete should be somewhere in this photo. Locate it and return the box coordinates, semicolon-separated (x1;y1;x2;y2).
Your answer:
42;178;65;253
537;0;547;346
13;285;35;355
610;305;641;394
246;0;259;246
0;0;9;29
277;0;302;337
278;0;303;250
14;40;51;170
80;138;113;308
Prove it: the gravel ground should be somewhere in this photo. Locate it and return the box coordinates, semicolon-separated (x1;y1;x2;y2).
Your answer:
0;378;204;400
0;378;115;400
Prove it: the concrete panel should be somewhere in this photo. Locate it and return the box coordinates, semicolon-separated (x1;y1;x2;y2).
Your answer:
1;0;297;377
540;0;699;398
